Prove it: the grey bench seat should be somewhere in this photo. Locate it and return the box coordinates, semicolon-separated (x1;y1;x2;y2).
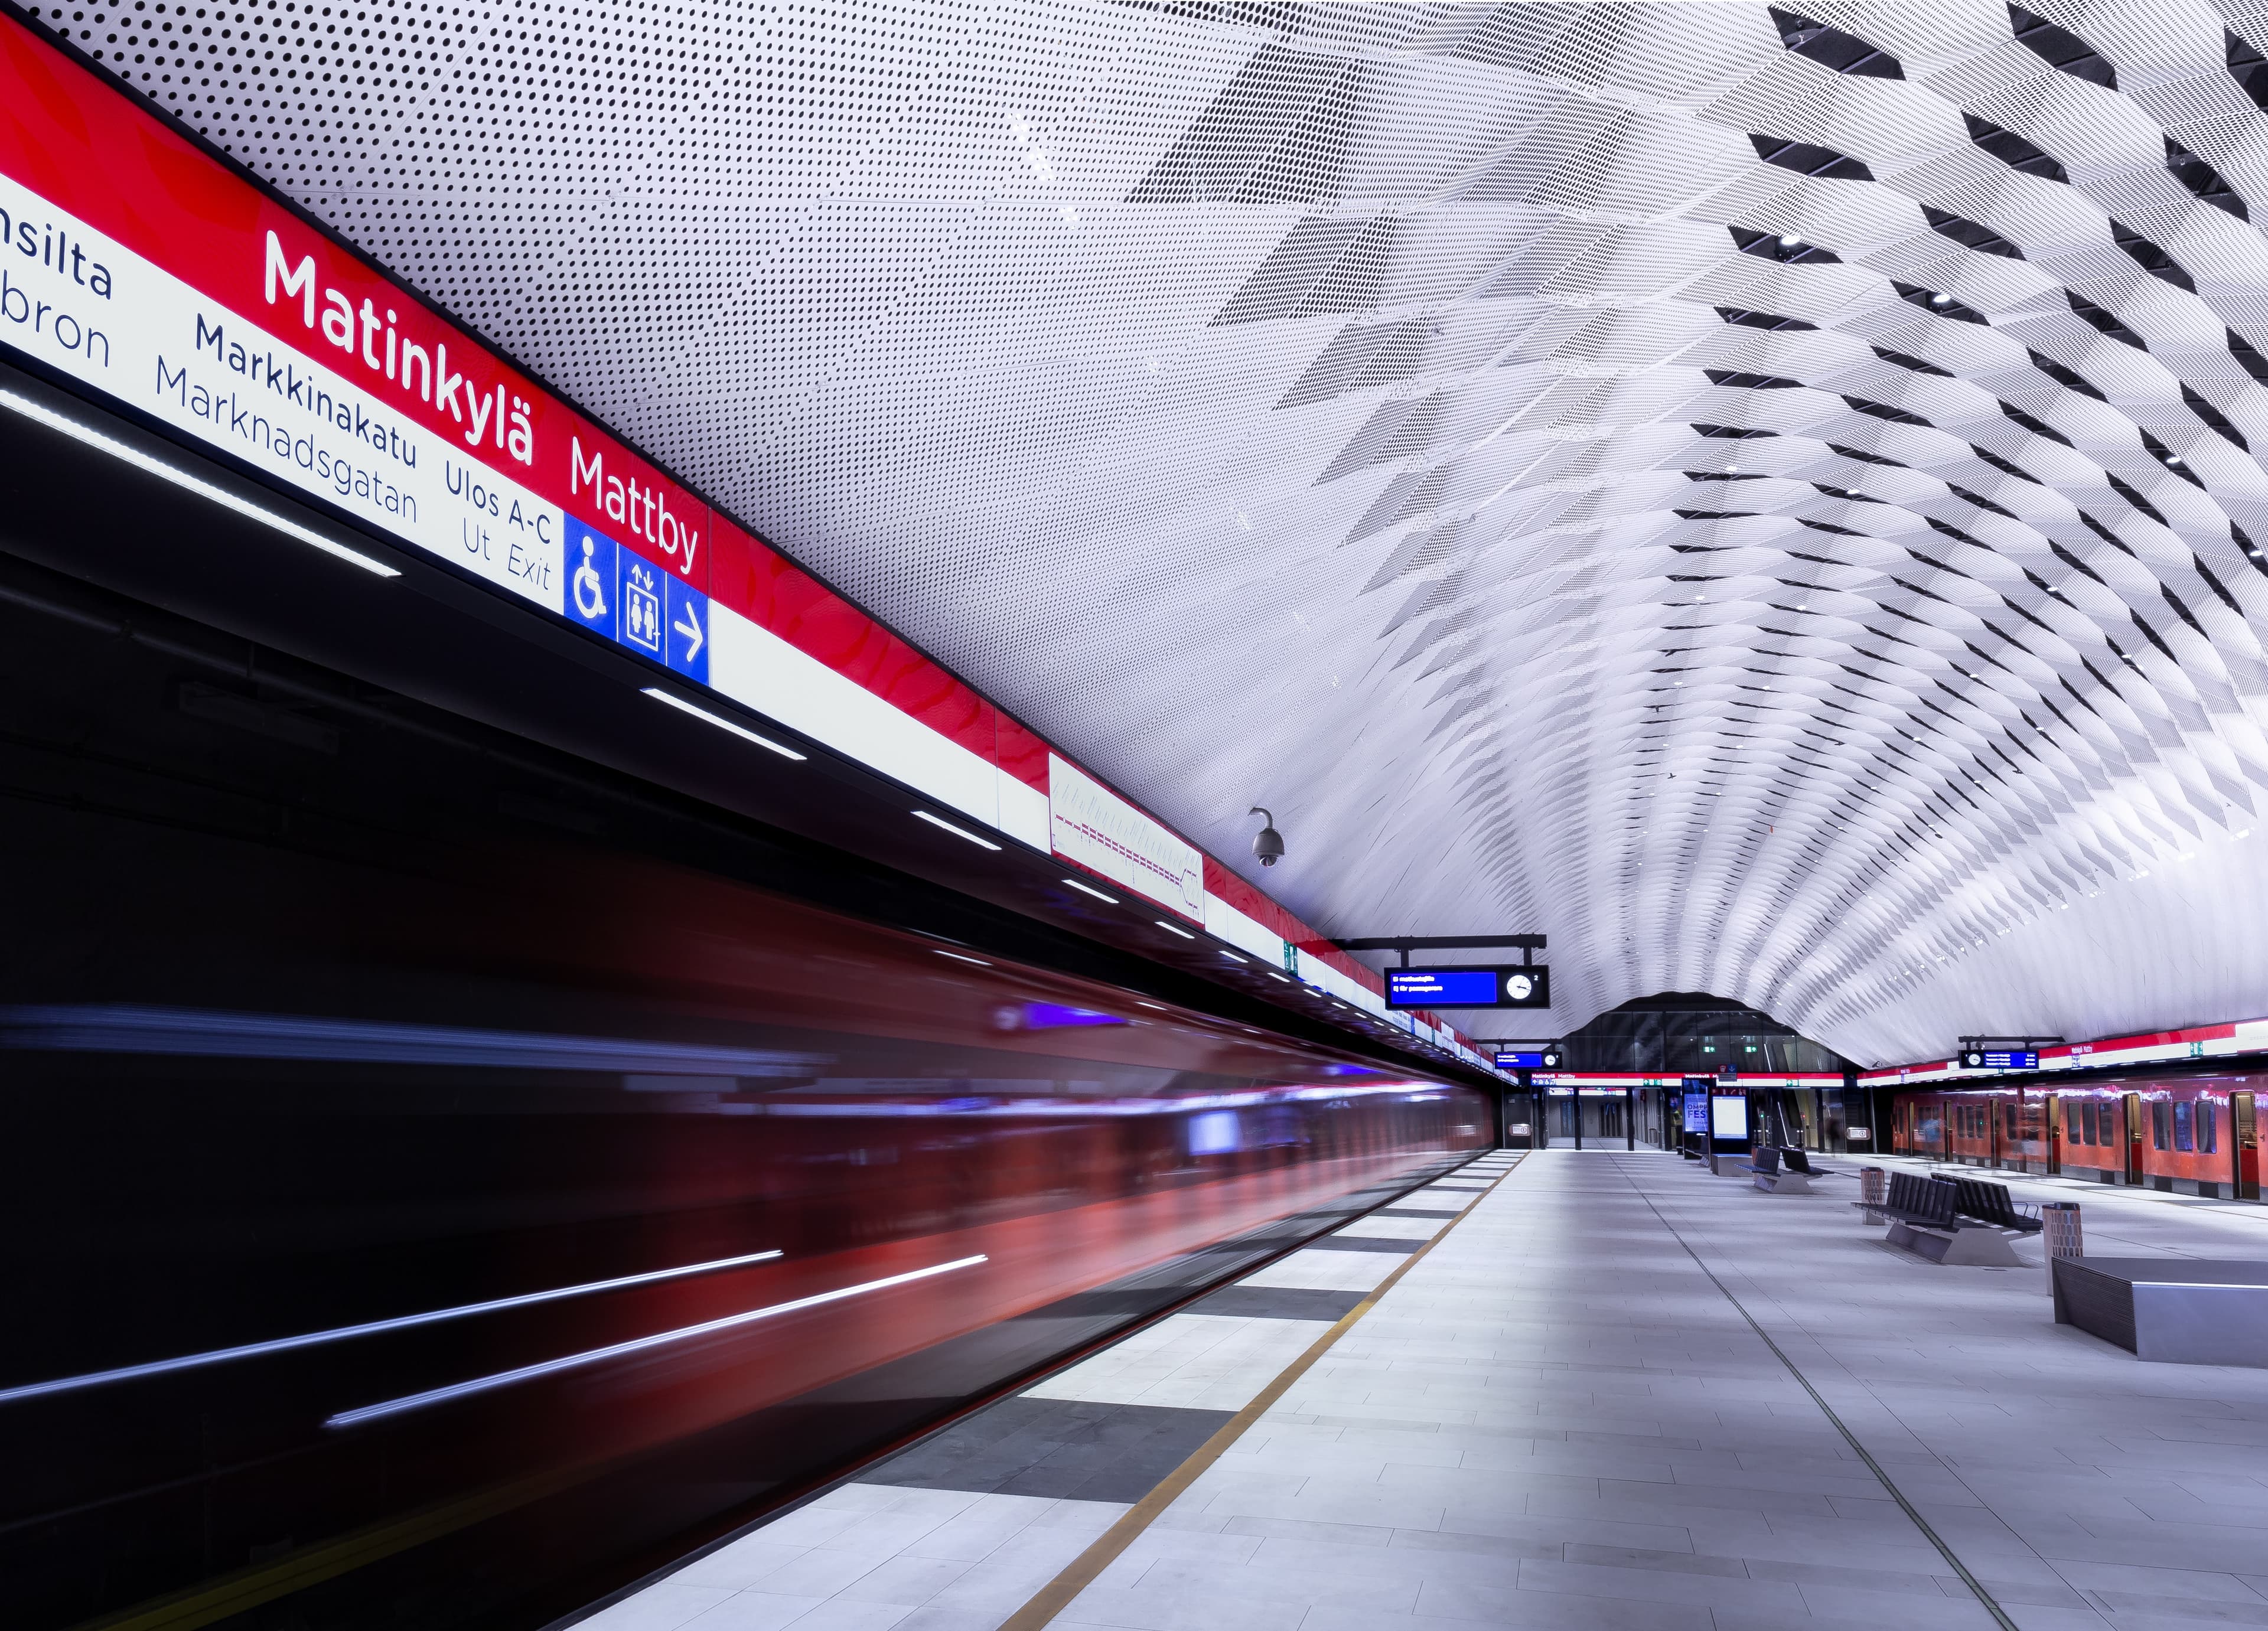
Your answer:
1865;1171;2027;1265
1736;1144;1814;1195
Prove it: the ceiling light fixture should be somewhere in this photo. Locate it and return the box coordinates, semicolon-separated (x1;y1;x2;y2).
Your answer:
913;810;1002;850
1060;877;1119;903
643;689;807;759
1153;920;1196;940
1;387;400;578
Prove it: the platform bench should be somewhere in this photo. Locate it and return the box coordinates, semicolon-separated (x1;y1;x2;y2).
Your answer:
1951;1176;2042;1235
1866;1172;2027;1266
1736;1144;1814;1195
1777;1147;1845;1180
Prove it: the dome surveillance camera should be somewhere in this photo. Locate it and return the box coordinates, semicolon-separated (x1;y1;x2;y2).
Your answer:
1249;807;1285;867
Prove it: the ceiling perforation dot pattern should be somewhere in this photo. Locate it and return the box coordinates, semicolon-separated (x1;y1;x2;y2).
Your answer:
34;0;2268;1065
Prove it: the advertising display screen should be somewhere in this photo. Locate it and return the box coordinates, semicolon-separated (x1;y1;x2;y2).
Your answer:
1682;1092;1710;1134
1710;1094;1749;1140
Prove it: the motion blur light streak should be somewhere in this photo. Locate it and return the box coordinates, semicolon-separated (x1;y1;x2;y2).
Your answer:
0;1249;786;1405
639;688;807;761
0;390;400;579
324;1255;991;1428
0;1005;826;1075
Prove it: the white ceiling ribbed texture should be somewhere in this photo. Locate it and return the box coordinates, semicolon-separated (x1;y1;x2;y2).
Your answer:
36;0;2268;1066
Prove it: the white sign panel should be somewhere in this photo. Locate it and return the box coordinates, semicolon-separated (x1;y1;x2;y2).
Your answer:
1048;754;1203;921
0;172;565;610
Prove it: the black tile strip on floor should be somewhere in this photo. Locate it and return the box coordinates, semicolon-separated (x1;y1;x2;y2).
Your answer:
859;1395;1236;1505
1187;1285;1367;1322
1371;1207;1461;1220
1303;1235;1426;1254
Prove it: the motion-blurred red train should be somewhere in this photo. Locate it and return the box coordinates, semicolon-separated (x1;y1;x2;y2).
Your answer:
0;817;1486;1630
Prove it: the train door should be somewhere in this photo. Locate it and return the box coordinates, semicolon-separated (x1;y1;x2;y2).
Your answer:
2045;1091;2060;1175
2235;1094;2259;1201
2123;1092;2145;1185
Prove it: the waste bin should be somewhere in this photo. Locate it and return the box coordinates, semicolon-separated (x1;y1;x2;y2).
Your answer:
1859;1166;1886;1212
2042;1200;2083;1299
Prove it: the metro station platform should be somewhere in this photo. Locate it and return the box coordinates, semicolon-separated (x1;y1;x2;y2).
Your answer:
563;1148;2268;1631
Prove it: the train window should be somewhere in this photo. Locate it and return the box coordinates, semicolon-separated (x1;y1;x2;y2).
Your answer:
2152;1100;2172;1150
2175;1101;2195;1152
2082;1100;2097;1146
2202;1102;2219;1154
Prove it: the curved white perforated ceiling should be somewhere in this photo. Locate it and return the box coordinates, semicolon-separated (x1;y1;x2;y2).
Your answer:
36;0;2268;1065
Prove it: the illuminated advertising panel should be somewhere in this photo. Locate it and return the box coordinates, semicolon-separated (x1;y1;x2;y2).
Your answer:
1710;1094;1749;1140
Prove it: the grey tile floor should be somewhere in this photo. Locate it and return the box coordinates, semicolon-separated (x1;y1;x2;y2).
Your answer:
574;1148;2268;1631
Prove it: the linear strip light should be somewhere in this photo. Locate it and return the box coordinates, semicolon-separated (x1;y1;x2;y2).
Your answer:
641;687;806;760
1153;920;1196;940
913;810;1002;850
1060;877;1119;904
933;950;991;965
0;388;399;578
326;1254;989;1427
0;1247;784;1407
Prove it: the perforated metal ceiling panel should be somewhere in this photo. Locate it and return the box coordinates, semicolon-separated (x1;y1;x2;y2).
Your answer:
37;0;2268;1065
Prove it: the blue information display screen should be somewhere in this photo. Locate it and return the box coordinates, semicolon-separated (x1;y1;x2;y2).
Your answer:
1494;1049;1545;1069
1963;1049;2039;1070
1389;968;1498;1007
1385;965;1550;1010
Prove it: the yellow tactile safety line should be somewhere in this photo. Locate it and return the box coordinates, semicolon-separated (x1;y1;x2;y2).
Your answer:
994;1154;1527;1631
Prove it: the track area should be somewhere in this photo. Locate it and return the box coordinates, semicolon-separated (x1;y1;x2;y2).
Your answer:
0;583;1489;1631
